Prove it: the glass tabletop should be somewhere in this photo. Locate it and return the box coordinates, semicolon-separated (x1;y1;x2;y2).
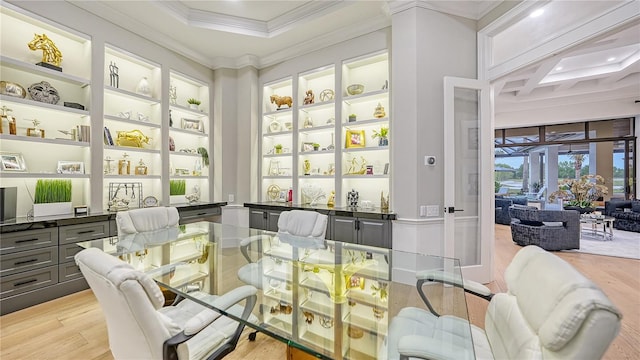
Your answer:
77;221;473;360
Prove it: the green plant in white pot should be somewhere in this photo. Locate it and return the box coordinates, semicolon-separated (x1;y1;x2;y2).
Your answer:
170;179;186;204
33;179;73;217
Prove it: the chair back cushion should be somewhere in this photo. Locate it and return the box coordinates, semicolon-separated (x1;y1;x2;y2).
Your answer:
277;210;328;238
485;246;622;359
76;248;177;359
117;207;179;234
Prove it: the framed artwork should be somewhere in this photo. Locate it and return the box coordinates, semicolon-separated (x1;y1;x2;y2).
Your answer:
301;142;314;152
181;118;204;133
345;130;366;148
57;161;85;174
0;152;27;172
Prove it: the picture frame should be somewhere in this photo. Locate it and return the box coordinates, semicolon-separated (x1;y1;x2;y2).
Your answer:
301;142;314;152
181;118;204;133
0;152;27;172
345;129;366;148
57;161;84;174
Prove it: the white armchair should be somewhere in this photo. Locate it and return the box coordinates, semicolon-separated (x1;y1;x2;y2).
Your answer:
116;206;180;235
237;210;329;288
385;245;622;360
76;247;257;360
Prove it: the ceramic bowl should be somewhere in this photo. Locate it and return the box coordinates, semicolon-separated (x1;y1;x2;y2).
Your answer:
346;84;364;95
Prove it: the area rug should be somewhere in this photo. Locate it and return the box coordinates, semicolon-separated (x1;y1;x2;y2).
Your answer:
566;228;640;260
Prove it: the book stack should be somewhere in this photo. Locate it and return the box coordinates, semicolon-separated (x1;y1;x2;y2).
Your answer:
103;127;114;145
77;125;90;142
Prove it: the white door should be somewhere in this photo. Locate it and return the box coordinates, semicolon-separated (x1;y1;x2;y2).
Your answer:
443;77;493;283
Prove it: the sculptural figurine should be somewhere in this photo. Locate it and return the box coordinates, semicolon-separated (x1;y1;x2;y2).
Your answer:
303;89;314;105
347;189;359;208
303;159;311;175
28;33;62;68
327;191;335;207
270;94;292;109
381;191;389;211
109;61;119;88
116;129;151;148
373;102;386;118
28;81;60;104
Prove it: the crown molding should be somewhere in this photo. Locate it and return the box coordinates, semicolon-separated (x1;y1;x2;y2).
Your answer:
388;0;502;20
255;14;391;69
152;0;349;38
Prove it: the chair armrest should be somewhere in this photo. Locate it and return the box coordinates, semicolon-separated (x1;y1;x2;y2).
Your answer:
417;270;493;300
398;335;474;360
183;285;258;336
240;235;271;263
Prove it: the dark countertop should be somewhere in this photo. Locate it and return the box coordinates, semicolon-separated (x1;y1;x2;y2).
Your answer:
244;202;396;220
0;202;228;233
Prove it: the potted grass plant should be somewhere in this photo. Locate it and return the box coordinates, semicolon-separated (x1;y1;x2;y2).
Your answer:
33;179;73;217
170;179;186;203
187;98;201;110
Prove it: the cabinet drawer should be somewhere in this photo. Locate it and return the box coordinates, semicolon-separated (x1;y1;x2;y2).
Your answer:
59;221;109;244
59;243;84;264
1;265;58;299
179;207;221;224
0;247;58;277
0;228;58;255
59;262;83;282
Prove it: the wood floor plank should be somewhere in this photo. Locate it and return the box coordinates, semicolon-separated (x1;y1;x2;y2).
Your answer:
1;225;637;360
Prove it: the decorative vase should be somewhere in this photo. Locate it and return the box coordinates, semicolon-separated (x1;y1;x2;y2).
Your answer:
378;137;388;146
189;104;199;110
136;77;151;96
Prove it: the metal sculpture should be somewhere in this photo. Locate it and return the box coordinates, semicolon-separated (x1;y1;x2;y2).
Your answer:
28;33;62;68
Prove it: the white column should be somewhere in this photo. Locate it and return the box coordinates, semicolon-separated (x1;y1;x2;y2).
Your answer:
545;146;559;200
529;151;541;190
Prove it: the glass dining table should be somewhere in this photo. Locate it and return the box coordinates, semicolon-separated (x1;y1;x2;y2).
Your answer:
77;221;474;360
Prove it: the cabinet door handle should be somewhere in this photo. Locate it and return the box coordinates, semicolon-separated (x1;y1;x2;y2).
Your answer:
355;220;360;231
15;238;39;244
77;230;95;234
14;279;38;287
15;258;39;266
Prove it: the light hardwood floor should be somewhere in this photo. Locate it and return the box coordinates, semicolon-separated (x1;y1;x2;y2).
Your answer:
1;225;638;360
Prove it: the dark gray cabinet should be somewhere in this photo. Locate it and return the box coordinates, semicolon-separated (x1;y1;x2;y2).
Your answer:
331;216;391;249
249;208;282;232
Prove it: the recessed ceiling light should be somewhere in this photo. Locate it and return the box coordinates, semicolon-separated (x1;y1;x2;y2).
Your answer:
555;66;563;71
607;57;616;62
530;9;544;18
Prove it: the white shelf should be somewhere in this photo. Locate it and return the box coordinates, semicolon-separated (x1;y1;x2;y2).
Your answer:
299;101;334;112
264;108;292;116
299;124;335;134
299;150;334;155
104;114;161;129
169;127;208;137
105;174;161;179
343;147;389;154
299;175;334;179
0;172;90;179
169;104;209;118
170;151;204;158
263;175;292;180
0;134;90;147
169;175;207;179
342;118;389;127
263;153;292;158
103;145;160;154
342;174;389;179
263;130;293;137
0;95;90;116
342;89;388;105
0;55;90;87
104;86;161;104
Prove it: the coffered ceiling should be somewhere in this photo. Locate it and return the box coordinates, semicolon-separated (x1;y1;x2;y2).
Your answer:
68;0;501;69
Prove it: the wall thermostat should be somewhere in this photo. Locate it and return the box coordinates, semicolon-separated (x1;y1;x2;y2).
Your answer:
425;156;436;166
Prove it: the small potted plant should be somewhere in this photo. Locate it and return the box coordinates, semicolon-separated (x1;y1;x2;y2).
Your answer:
274;144;283;154
372;126;389;146
187;98;201;110
33;179;73;217
312;143;320;151
170;179;186;204
197;147;209;167
348;114;357;122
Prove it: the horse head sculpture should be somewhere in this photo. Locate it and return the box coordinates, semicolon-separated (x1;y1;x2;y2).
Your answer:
28;33;63;67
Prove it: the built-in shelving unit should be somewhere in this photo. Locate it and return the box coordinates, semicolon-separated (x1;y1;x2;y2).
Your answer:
259;52;389;208
0;4;92;216
0;4;214;216
102;45;162;209
168;70;211;204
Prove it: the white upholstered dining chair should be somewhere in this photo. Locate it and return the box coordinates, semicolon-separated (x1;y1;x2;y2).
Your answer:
384;245;622;360
76;247;257;360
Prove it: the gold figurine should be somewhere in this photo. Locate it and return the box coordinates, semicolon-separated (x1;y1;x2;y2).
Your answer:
327;191;335;207
28;33;62;67
381;191;389;211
